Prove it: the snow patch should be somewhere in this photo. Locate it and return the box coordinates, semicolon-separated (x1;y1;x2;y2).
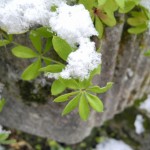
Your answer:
139;95;150;113
96;138;133;150
134;114;145;134
0;0;65;33
0;125;11;134
140;0;150;11
60;38;101;80
49;3;98;46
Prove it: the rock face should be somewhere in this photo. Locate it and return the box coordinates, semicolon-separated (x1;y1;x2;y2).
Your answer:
0;22;150;144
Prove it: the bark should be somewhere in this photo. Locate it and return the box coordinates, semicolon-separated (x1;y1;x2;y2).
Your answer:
0;21;150;144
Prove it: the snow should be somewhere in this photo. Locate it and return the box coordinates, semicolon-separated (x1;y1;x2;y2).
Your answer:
139;95;150;113
0;0;65;33
49;3;98;46
60;38;101;80
140;0;150;11
0;125;11;134
134;114;145;134
96;138;133;150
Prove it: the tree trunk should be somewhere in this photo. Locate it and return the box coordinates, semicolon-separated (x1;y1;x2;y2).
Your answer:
0;21;150;144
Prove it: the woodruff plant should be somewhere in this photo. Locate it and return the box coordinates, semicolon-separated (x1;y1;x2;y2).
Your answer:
0;0;150;121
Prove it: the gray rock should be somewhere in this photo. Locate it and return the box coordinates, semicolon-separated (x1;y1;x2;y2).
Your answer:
0;20;150;144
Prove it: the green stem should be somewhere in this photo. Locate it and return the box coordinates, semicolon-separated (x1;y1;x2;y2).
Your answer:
41;56;64;65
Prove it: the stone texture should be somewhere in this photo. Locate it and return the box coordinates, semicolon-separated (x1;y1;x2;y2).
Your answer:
0;21;150;144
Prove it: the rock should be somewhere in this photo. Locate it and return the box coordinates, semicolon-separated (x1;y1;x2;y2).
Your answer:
0;21;150;144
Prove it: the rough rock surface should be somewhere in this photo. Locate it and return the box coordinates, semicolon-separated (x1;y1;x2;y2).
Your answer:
0;21;150;144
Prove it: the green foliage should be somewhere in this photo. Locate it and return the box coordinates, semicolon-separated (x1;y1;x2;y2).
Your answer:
86;93;103;112
51;79;66;95
87;82;113;93
144;50;150;56
52;36;73;61
0;30;13;47
54;92;79;102
39;64;65;73
127;10;149;34
0;40;10;47
52;73;112;121
95;16;104;38
0;133;16;145
21;59;41;80
0;98;5;112
12;46;38;58
62;93;81;115
79;93;90;121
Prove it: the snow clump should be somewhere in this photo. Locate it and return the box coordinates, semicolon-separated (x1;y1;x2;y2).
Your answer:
96;138;133;150
134;114;145;135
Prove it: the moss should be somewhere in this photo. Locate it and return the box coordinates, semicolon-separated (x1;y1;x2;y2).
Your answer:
18;80;50;105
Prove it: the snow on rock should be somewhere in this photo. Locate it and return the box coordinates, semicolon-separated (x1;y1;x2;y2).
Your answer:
139;95;150;113
49;3;98;46
96;138;133;150
134;114;145;135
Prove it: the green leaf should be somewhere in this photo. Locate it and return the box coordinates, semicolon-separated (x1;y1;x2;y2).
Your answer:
51;80;66;95
52;36;72;61
79;79;91;89
60;78;79;90
127;18;146;26
98;0;107;6
21;59;41;80
62;93;81;115
79;0;96;10
0;139;16;145
39;64;65;73
44;38;52;53
119;1;137;13
100;12;116;27
79;93;90;121
115;0;125;9
128;24;147;34
0;40;10;47
144;50;150;56
36;27;53;38
88;82;113;93
30;30;42;53
103;0;118;12
127;11;147;26
0;98;6;112
0;133;9;141
89;65;101;80
12;46;38;58
95;16;103;38
90;11;95;22
53;92;79;102
86;93;103;112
